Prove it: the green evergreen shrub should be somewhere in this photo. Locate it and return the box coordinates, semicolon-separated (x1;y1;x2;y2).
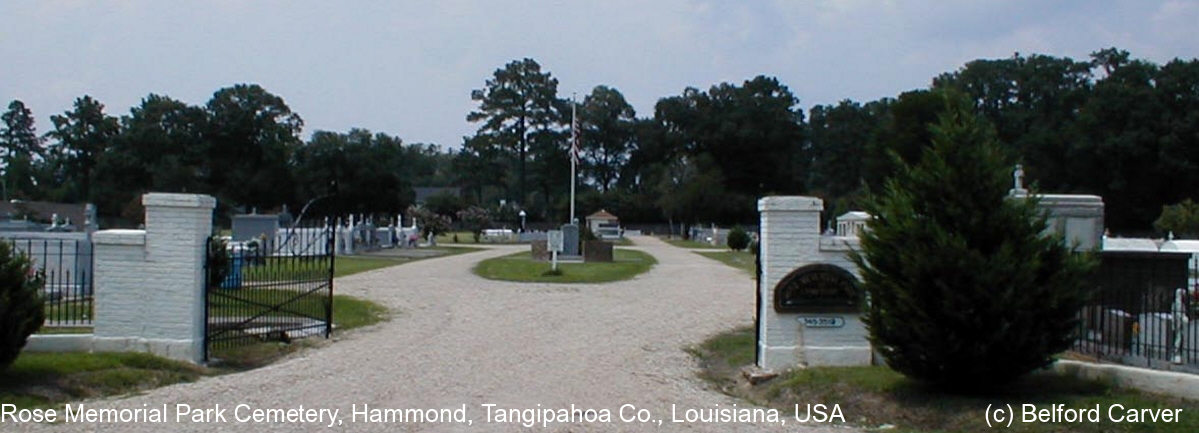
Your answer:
850;93;1094;390
0;241;45;371
727;226;750;251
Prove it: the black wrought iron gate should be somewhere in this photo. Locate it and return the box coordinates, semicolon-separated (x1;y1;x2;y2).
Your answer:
203;224;336;361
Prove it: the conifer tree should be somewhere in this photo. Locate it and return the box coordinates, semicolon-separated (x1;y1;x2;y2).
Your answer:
850;92;1094;389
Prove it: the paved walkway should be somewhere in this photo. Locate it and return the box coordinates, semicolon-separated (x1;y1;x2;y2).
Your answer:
20;236;853;432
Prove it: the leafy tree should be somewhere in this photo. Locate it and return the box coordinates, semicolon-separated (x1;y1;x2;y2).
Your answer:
862;90;942;191
579;85;636;192
292;129;411;217
204;84;302;211
807;99;887;201
94;94;209;218
727;226;750;251
1072;50;1165;230
0;100;44;200
1154;199;1199;238
933;53;1093;192
453;136;508;205
467;58;564;206
456;206;492;242
46;96;121;202
0;241;45;371
655;76;807;218
851;93;1093;389
423;191;464;217
401;143;456;188
526;125;571;222
406;205;450;238
655;153;729;236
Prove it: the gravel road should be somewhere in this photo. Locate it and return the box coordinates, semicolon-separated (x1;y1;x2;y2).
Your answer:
16;236;857;432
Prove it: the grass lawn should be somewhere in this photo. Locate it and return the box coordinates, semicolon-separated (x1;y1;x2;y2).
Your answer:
435;231;525;244
6;292;389;409
696;250;755;276
661;236;723;249
0;352;207;409
11;254;397;408
231;246;481;283
336;246;480;277
690;327;1199;432
474;248;657;283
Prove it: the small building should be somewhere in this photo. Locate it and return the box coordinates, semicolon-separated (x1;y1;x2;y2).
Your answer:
585;209;621;240
835;211;871;237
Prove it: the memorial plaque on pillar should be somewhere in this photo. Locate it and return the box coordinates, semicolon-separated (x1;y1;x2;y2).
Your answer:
773;264;861;313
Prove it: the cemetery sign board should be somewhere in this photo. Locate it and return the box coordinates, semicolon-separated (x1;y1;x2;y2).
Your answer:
547;230;564;253
773;264;860;313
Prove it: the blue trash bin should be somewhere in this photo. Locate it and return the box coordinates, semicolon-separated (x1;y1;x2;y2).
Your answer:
221;252;244;289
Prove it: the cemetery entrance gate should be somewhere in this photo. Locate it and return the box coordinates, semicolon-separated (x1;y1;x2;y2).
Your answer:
203;224;336;361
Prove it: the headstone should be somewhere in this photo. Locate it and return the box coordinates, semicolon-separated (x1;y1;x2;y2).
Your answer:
561;224;579;256
233;214;280;252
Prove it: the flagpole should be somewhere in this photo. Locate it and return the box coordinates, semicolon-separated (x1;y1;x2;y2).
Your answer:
570;94;577;225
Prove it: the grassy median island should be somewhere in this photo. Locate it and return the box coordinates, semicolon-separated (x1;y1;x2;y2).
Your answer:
474;248;657;283
337;246;484;278
690;327;1199;433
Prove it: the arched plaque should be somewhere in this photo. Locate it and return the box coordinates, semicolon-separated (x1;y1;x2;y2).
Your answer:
773;264;860;313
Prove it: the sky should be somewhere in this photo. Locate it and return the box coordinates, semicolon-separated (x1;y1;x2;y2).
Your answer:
2;0;1198;149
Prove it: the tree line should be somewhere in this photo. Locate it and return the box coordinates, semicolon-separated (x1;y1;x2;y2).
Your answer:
0;85;453;225
2;48;1197;233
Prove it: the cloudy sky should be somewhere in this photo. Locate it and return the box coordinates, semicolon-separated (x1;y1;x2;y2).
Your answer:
3;1;1197;148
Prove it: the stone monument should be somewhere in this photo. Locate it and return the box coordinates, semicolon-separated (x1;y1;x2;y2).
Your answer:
561;223;579;256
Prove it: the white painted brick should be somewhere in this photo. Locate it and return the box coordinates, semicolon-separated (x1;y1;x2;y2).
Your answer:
93;193;214;364
758;195;870;371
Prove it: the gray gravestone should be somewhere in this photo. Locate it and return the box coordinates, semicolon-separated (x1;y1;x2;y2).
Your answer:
561;224;579;256
232;214;279;252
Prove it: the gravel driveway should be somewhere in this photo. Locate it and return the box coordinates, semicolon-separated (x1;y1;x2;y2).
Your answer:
15;236;856;432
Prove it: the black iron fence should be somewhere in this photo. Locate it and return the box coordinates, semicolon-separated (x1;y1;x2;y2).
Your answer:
204;224;335;360
1074;251;1197;371
2;236;94;327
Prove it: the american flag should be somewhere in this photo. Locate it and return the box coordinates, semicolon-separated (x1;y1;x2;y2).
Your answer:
570;100;580;165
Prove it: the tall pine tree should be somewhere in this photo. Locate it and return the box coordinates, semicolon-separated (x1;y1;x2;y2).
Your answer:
0;100;44;200
851;91;1094;389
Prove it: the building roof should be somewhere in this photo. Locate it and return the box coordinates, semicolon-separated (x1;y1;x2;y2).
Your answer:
1159;240;1199;254
1102;237;1161;252
586;209;618;220
838;211;871;221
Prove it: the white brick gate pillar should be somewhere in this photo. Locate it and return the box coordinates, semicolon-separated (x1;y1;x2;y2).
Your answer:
93;193;215;364
757;196;824;371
